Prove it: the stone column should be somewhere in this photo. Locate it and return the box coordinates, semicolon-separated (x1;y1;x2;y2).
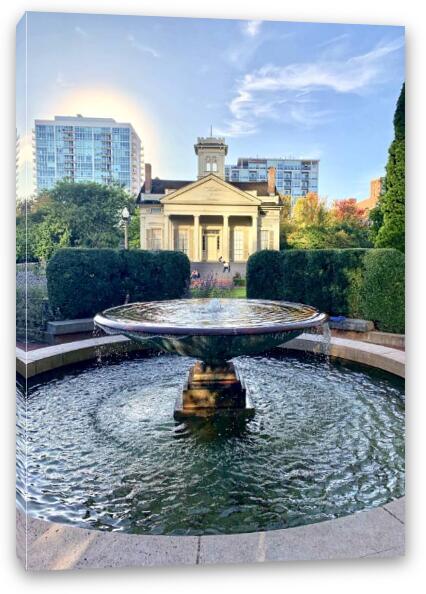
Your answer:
193;215;200;261
251;214;258;254
163;215;170;249
169;218;174;250
223;215;230;262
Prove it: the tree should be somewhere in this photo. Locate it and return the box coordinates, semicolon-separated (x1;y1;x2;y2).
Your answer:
128;210;140;249
16;181;134;262
33;216;71;261
330;198;366;224
373;83;405;252
279;195;295;249
292;192;328;227
46;180;132;249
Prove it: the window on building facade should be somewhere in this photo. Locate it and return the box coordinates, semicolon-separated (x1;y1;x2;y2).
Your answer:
233;230;244;261
260;229;271;250
147;228;162;250
177;229;189;255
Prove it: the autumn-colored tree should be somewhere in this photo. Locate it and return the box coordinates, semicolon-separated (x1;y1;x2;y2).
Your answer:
330;198;366;224
286;194;371;250
292;192;328;227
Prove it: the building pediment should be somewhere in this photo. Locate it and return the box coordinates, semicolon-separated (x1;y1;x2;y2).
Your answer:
160;174;262;206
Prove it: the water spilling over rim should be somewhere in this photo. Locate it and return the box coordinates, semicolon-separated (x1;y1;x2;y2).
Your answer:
94;299;327;336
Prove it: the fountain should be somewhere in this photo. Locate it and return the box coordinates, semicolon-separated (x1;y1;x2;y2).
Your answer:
94;298;327;419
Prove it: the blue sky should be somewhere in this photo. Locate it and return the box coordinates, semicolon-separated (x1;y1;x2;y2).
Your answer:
16;12;404;201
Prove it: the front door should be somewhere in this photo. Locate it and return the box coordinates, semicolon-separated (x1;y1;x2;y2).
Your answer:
202;230;220;261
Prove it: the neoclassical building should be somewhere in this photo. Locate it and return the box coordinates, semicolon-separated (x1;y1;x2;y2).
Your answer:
137;136;281;262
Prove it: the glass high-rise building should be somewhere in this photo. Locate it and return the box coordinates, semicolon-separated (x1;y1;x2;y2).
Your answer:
34;115;142;194
225;157;319;203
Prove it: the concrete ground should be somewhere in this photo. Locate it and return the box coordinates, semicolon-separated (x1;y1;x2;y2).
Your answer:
16;498;404;570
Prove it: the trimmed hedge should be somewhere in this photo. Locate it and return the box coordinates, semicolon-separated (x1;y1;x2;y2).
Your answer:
360;249;405;333
123;250;190;302
47;248;190;319
247;248;404;333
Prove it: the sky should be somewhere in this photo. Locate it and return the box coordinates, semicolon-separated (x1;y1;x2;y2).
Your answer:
16;12;404;202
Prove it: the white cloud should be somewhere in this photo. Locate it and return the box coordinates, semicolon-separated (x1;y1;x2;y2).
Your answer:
75;26;89;38
243;20;262;37
219;37;404;137
55;72;74;89
127;34;160;58
317;33;349;48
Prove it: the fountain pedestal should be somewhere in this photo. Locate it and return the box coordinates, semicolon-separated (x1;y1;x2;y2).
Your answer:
94;298;327;421
174;361;254;420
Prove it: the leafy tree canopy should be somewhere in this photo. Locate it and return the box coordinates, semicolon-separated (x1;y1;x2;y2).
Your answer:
17;181;135;262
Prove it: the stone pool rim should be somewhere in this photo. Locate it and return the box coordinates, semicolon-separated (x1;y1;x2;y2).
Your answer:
15;334;405;568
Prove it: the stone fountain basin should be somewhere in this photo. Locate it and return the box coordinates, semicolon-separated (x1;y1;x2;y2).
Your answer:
94;298;327;364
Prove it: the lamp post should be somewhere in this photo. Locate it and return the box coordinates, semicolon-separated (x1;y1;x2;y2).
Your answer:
121;207;130;250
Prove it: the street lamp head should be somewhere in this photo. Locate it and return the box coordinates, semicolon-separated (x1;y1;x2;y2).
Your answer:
121;207;130;220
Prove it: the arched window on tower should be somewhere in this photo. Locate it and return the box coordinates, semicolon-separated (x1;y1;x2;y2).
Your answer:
206;158;211;172
212;160;218;172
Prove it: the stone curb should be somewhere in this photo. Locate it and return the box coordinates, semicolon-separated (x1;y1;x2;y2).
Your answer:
16;497;405;570
16;333;405;380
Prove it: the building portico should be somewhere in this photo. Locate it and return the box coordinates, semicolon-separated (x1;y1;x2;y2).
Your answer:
162;213;259;262
137;136;281;263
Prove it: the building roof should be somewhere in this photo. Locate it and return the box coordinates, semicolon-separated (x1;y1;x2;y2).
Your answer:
231;181;270;194
137;178;275;203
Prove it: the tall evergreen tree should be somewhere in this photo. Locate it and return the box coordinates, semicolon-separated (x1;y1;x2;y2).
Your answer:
373;83;405;252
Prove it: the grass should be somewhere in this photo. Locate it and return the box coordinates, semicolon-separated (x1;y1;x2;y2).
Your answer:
189;285;246;299
229;286;246;298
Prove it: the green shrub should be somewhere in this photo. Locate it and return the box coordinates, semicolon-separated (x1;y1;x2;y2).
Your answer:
47;248;190;319
47;248;125;319
16;285;52;342
232;272;246;287
247;248;404;333
122;250;190;301
359;249;405;333
246;250;285;299
247;249;368;313
346;267;364;319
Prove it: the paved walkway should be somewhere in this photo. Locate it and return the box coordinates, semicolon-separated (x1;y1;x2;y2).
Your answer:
190;262;247;279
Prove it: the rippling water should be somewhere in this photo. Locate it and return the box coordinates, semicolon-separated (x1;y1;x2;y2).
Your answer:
16;351;405;535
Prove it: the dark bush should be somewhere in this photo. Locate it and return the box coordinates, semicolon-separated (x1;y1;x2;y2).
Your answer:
298;249;368;314
247;248;404;333
247;249;368;313
47;248;190;319
47;248;125;319
359;249;405;333
246;250;285;299
122;250;190;302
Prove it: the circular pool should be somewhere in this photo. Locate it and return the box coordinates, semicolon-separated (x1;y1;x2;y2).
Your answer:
16;351;405;536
